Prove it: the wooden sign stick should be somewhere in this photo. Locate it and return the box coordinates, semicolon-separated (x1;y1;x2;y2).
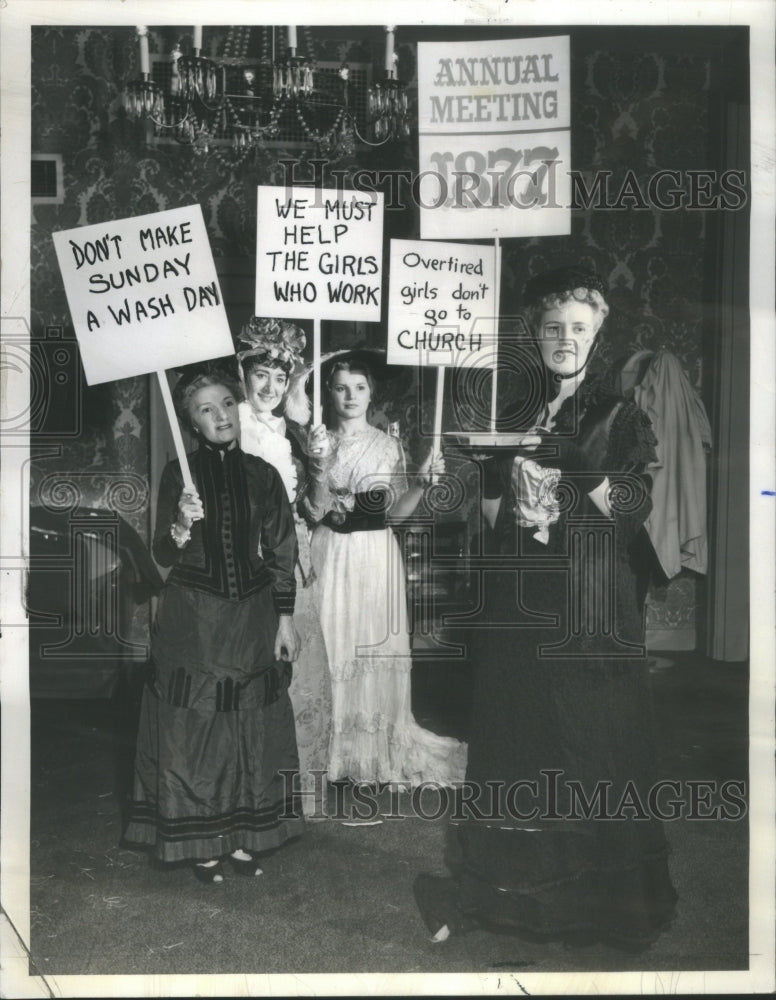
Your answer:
313;317;322;427
490;237;502;434
432;364;445;485
156;370;194;491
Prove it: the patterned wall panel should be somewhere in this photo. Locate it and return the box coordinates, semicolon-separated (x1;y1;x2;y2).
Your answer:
31;26;718;648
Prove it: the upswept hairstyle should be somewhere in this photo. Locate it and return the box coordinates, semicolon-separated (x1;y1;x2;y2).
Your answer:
523;265;610;334
325;358;376;396
172;365;244;432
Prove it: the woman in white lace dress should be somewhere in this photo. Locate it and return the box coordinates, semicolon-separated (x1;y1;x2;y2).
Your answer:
237;317;331;814
305;355;466;786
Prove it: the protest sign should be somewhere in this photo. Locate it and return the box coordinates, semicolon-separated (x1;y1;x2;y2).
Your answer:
388;238;501;453
256;185;385;421
255;186;384;322
53;205;234;488
417;36;571;239
387;238;497;368
52;204;233;386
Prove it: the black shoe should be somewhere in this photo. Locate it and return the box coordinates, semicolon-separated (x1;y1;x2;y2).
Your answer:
192;860;225;884
413;874;465;939
228;852;264;877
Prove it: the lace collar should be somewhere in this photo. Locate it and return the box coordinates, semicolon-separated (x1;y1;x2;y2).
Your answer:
238;402;297;501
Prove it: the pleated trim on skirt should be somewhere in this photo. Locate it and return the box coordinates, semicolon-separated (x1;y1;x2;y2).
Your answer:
124;584;304;862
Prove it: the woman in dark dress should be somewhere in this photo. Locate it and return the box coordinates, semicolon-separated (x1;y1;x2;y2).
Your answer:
124;363;304;882
414;266;677;950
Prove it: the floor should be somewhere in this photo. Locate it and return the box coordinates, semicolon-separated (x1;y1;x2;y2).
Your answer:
26;650;749;980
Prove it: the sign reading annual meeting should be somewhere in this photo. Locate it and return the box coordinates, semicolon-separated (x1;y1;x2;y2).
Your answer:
255;186;384;322
417;36;571;240
52;204;233;385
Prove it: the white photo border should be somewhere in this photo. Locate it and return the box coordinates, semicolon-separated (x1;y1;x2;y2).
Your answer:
2;0;774;995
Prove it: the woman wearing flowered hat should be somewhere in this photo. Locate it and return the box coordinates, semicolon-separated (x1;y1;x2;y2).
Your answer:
236;317;332;815
414;265;677;949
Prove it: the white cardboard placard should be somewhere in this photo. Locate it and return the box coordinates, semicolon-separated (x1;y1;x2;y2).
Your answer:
417;36;571;239
387;238;498;368
52;204;233;385
256;185;384;322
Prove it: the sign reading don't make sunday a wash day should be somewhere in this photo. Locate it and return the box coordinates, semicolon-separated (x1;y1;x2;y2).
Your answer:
52;205;233;385
417;36;571;240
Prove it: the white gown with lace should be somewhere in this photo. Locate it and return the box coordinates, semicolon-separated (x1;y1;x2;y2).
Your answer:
308;425;467;786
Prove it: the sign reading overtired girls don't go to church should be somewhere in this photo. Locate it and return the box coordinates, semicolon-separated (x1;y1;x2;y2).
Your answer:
387;238;497;368
417;35;571;240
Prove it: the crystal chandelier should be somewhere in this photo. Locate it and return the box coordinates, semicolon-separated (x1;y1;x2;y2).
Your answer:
123;25;410;158
367;27;410;141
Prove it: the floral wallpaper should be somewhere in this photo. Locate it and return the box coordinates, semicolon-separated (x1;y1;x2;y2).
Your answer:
30;25;371;648
31;25;733;647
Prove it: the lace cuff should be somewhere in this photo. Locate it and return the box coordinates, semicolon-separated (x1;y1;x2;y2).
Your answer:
169;522;191;547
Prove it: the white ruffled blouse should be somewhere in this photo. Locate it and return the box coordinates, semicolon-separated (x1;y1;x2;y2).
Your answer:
238;402;298;502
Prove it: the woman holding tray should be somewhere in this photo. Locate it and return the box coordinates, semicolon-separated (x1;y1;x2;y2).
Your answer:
414;265;677;950
124;362;303;882
304;351;467;787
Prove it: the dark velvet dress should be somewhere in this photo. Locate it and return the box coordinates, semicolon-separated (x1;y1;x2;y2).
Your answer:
416;370;677;951
124;442;305;862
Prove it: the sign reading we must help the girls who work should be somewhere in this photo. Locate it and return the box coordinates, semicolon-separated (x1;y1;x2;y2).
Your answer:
52;204;233;385
417;36;571;239
255;186;384;322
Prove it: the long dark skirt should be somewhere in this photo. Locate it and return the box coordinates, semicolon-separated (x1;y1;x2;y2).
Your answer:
416;526;676;950
124;583;304;862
